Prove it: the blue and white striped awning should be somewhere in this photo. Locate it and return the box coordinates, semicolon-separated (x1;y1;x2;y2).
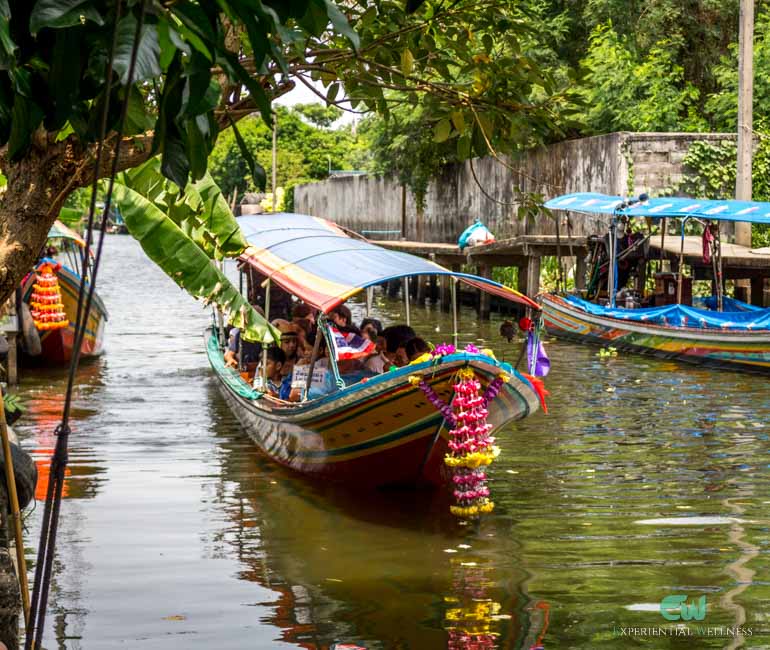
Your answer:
544;192;770;224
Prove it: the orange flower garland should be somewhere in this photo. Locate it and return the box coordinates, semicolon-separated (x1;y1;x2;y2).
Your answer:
30;263;68;331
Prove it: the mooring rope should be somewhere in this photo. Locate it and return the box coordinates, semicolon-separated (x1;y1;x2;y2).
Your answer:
25;3;146;647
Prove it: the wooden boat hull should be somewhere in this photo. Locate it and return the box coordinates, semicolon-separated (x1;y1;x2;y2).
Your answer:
542;293;770;373
21;264;108;364
206;331;541;487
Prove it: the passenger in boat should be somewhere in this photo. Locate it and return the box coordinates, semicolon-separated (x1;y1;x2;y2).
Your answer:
257;346;286;397
366;325;415;372
405;337;431;363
289;336;336;400
274;321;301;378
224;328;263;374
292;302;316;326
330;304;362;335
360;317;383;344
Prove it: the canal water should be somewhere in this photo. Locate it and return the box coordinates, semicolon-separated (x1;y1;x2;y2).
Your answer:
13;234;770;649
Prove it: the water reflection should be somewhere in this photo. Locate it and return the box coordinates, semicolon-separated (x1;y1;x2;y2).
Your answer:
208;382;552;649
13;234;770;648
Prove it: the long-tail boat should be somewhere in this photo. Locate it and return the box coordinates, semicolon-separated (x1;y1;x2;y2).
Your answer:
541;192;770;373
20;221;108;364
207;213;547;497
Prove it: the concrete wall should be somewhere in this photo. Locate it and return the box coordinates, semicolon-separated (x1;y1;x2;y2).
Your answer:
294;132;737;243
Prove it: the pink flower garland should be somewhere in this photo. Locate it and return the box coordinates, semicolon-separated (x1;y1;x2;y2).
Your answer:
444;368;501;517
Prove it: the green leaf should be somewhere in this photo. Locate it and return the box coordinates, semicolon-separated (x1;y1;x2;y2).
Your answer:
228;113;267;191
124;86;154;135
113;16;161;86
327;82;340;103
0;16;16;69
29;0;103;33
0;1;9;20
457;133;471;159
8;96;43;161
111;181;280;344
450;110;465;133
324;0;359;49
401;48;414;76
433;118;451;143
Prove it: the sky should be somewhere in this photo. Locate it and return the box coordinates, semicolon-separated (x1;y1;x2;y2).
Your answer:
273;77;358;126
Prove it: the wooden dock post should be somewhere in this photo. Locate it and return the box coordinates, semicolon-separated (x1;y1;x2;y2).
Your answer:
517;257;541;298
575;255;587;291
416;274;427;304
478;265;491;320
751;277;765;306
439;276;451;311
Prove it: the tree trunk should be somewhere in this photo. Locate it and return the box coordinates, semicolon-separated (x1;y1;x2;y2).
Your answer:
0;133;155;308
0;145;73;308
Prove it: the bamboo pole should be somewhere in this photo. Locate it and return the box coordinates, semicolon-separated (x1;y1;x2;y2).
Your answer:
404;277;411;326
0;385;29;627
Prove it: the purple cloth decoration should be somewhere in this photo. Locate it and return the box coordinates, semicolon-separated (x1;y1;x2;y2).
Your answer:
526;331;550;377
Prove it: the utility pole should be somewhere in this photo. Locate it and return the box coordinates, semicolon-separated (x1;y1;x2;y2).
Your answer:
735;0;754;244
272;112;277;212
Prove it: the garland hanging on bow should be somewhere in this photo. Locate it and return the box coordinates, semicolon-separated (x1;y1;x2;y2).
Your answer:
29;263;69;331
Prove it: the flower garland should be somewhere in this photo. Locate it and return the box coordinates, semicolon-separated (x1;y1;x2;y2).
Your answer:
409;342;508;518
445;367;502;517
29;262;68;331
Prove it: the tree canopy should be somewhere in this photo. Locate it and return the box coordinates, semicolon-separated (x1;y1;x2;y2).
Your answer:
0;0;576;307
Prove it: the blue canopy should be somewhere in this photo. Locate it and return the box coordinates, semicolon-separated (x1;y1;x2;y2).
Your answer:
237;213;539;313
564;294;770;331
544;192;770;224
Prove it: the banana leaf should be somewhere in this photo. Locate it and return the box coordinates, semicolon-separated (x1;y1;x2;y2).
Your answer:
110;182;279;344
116;158;247;259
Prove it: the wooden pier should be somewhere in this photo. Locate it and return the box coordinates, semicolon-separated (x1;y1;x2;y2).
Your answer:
375;234;770;318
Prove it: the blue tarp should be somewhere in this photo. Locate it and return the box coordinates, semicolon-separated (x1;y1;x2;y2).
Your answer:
693;296;764;312
563;294;770;331
545;192;770;224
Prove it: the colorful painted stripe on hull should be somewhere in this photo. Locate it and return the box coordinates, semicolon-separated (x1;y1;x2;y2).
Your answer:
543;294;770;372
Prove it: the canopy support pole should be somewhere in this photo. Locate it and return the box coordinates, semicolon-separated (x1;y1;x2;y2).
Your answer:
715;221;725;311
676;218;688;305
659;217;666;272
451;278;459;348
608;214;617;308
261;278;271;390
404;277;411;326
365;286;373;316
322;321;345;390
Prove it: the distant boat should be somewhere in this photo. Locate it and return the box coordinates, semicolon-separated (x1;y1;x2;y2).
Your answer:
20;221;108;364
541;192;770;374
208;213;546;489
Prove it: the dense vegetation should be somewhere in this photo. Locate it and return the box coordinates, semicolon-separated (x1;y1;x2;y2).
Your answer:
212;1;770;208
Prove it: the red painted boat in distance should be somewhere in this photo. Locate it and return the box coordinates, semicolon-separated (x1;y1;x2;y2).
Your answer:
20;221;108;365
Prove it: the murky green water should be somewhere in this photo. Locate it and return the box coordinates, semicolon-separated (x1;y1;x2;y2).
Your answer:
12;235;770;648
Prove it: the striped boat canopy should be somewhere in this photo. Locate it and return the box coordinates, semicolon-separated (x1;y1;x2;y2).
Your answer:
545;192;770;224
237;213;539;314
49;220;87;247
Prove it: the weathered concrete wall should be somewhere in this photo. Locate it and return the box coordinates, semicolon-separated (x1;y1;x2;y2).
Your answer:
294;131;737;243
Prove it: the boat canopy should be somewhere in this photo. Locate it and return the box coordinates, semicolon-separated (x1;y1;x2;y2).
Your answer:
545;192;770;224
237;213;539;313
49;220;87;247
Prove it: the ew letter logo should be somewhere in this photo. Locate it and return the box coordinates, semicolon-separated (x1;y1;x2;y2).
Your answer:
660;595;707;621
